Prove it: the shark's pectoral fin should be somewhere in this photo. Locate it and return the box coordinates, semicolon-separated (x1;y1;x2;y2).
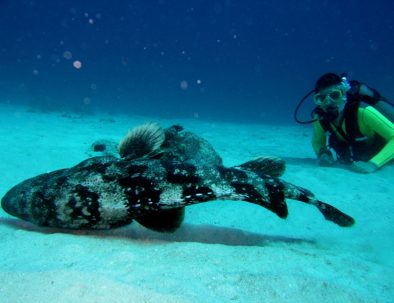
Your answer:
135;207;185;233
315;200;355;227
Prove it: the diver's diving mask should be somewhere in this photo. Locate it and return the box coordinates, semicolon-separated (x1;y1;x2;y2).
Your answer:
293;75;352;124
313;88;345;106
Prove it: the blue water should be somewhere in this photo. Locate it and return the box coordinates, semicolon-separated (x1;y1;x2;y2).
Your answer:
0;0;393;123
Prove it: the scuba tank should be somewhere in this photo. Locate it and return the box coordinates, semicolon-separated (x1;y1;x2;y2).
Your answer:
372;99;394;122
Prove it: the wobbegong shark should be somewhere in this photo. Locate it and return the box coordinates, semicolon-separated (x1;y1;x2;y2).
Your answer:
1;123;355;232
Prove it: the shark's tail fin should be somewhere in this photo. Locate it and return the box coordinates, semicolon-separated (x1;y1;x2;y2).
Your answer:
283;182;355;227
314;200;355;227
235;156;355;227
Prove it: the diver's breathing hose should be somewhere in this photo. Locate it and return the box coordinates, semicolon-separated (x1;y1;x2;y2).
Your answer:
293;89;317;124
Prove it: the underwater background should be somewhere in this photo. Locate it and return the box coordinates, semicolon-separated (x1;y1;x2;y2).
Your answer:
1;1;394;302
0;0;393;123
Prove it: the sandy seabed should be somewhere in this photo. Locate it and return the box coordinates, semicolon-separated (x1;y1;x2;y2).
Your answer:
0;104;392;303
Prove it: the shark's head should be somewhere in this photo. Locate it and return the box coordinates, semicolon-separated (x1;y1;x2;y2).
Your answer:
1;174;66;227
1;180;33;221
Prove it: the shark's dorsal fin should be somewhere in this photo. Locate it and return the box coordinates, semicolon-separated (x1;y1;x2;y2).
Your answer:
236;156;286;177
118;122;165;160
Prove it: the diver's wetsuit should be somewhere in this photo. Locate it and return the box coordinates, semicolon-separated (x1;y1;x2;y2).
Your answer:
312;80;394;168
312;106;394;167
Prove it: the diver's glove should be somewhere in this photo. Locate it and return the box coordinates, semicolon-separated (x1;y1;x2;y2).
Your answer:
318;148;335;167
350;161;378;174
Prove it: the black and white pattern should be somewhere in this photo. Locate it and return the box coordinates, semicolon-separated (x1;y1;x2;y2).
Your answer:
1;125;355;231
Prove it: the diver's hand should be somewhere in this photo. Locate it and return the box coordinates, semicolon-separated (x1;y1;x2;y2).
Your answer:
318;153;335;167
318;154;335;166
317;148;335;167
350;161;378;174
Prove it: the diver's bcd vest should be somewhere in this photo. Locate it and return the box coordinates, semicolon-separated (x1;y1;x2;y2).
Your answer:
315;80;389;163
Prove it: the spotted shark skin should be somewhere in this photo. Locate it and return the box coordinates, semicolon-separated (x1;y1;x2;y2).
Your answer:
1;154;354;230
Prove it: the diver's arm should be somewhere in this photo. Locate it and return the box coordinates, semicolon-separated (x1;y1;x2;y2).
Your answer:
311;120;335;166
360;106;394;168
312;120;327;156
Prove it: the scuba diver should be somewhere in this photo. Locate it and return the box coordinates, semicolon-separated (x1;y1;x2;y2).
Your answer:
294;72;394;173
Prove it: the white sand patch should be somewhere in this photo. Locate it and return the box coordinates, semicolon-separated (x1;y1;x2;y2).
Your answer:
0;271;190;303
